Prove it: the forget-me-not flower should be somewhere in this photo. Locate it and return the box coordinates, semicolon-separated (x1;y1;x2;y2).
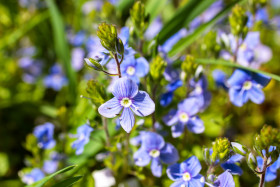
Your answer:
72;124;93;155
160;79;183;107
22;168;45;185
71;47;85;71
133;132;179;177
44;64;68;91
221;154;243;175
18;57;43;84
212;70;228;90
227;69;271;107
164;97;205;138
209;170;235;187
33;122;56;149
167;156;205;187
98;77;155;133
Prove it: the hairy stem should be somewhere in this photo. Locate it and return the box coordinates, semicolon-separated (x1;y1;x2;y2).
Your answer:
114;53;122;78
101;70;120;76
259;156;268;187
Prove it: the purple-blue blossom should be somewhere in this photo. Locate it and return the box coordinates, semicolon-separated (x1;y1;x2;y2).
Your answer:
164;97;205;138
257;156;280;182
72;124;93;155
18;57;43;84
221;154;243;175
33;122;56;149
71;47;85;71
211;170;235;187
167;156;205;187
22;168;45;185
212;69;228;90
98;77;155;133
227;69;271;107
133;132;179;177
247;8;269;28
160;80;183;107
44;64;68;91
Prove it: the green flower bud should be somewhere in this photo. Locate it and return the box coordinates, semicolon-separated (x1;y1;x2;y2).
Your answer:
211;138;231;163
97;23;118;52
116;37;124;55
181;55;197;81
150;55;167;81
84;58;103;71
201;31;221;58
247;153;257;171
100;1;115;20
231;142;247;156
130;1;149;38
86;80;107;106
229;5;248;37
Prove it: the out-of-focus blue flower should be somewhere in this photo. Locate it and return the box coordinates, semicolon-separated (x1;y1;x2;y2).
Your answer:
164;97;204;138
189;76;212;111
33;122;56;149
167;156;205;187
118;27;136;57
98;78;155;133
19;0;45;9
160;80;183;107
133;132;179;177
120;56;149;83
257;156;280;182
43;152;63;174
72;124;93;155
145;17;163;40
247;8;269;28
44;64;68;91
18;57;43;84
221;154;243;175
211;170;235;187
71;47;85;71
69;31;86;47
212;70;228;90
271;0;280;9
227;69;270;107
22;168;45;185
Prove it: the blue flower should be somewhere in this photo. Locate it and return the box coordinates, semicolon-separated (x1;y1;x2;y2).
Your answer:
164;97;204;138
18;57;43;84
227;69;271;107
72;124;93;155
221;154;243;175
159;29;187;54
212;170;235;187
22;168;45;185
121;56;149;83
257;156;280;182
43;152;63;174
145;17;163;40
69;31;86;47
212;70;228;90
44;64;68;91
160;80;183;107
167;156;205;187
71;47;85;71
33;122;56;149
133;132;179;177
189;76;212;111
118;26;136;56
247;8;269;28
98;77;155;133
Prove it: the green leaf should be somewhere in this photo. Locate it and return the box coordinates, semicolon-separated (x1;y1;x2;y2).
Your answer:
117;0;134;14
46;0;77;103
157;0;216;44
168;0;243;56
27;165;77;187
51;176;82;187
145;0;168;21
0;12;49;50
195;58;280;82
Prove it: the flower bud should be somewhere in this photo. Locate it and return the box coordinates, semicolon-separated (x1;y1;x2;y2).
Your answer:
84;58;103;71
97;23;118;52
231;142;247;156
115;37;124;55
86;80;107;106
181;55;197;81
211;138;231;163
229;5;248;37
150;55;167;81
130;1;149;38
247;153;257;171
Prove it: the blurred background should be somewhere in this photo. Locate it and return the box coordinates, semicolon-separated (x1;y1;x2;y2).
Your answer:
1;0;280;186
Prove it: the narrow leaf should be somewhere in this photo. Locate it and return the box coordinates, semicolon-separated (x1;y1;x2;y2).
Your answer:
51;176;82;187
145;0;168;21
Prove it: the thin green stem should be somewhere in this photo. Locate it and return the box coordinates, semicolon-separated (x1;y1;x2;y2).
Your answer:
101;116;111;147
101;70;120;76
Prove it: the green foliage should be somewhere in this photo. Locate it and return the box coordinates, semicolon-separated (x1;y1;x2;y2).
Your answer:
211;137;231;163
201;31;221;58
97;23;118;52
181;55;197;81
149;55;167;81
51;176;82;187
130;1;149;39
86;80;107;107
229;5;248;38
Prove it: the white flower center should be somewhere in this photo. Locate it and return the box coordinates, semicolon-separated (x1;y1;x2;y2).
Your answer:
182;172;191;181
243;81;252;90
149;149;160;158
240;43;247;50
195;86;202;94
179;112;189;123
126;66;136;75
120;98;132;107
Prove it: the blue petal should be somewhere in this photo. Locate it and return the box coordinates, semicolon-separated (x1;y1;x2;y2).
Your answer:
229;88;244;107
180;156;202;177
228;154;243;162
257;156;263;170
171;122;185;138
265;170;277;182
248;85;264;104
160;143;179;164
170;180;186;187
160;91;174;107
131;91;155;117
214;170;235;187
135;57;149;77
252;73;271;87
167;163;182;181
133;147;151;166
163;109;179;126
189;174;205;187
112;77;138;99
166;80;183;92
43;160;58;174
178;98;200;116
119;108;135;133
186;116;204;134
119;27;130;45
221;162;243;175
98;97;122;118
227;69;250;87
151;158;162;177
141;132;165;151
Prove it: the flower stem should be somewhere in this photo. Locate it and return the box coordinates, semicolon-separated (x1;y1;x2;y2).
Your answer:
259;156;268;187
101;70;120;76
102;116;111;147
114;53;122;78
151;85;158;131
